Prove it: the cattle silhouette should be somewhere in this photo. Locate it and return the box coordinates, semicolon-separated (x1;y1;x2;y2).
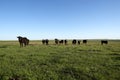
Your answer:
78;40;81;45
42;39;46;45
55;39;67;45
101;40;108;45
42;39;49;45
17;36;29;47
64;39;67;45
45;39;49;45
23;37;29;45
59;40;64;44
72;39;77;45
55;39;59;44
83;40;87;44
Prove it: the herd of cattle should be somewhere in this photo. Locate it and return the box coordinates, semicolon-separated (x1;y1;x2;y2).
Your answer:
17;36;108;47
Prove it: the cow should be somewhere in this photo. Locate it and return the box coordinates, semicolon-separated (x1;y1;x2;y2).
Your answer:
101;40;108;45
17;36;29;47
78;40;81;45
59;40;64;44
45;39;49;45
42;39;45;45
42;39;49;45
64;39;67;45
72;39;77;45
55;39;59;44
83;40;87;44
23;37;29;45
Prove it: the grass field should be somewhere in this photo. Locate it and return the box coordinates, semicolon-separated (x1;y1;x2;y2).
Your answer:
0;40;120;80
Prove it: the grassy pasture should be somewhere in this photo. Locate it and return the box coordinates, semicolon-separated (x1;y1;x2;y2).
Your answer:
0;40;120;80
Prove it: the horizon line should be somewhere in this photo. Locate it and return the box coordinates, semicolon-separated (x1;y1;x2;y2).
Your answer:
0;38;120;41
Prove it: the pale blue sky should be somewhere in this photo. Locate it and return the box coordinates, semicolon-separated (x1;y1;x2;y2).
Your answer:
0;0;120;40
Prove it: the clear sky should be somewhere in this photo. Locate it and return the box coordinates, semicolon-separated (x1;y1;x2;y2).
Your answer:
0;0;120;40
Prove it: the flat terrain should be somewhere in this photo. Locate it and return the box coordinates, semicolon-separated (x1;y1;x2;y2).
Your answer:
0;40;120;80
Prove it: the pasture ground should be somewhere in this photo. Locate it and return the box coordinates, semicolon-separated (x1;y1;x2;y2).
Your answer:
0;40;120;80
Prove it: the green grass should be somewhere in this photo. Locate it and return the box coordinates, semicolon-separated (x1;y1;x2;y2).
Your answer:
0;40;120;80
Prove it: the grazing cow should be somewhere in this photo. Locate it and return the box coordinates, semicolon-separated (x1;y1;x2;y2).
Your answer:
78;40;81;45
101;40;108;45
59;40;64;44
55;39;59;44
83;40;87;44
17;36;29;47
64;39;67;45
72;39;77;45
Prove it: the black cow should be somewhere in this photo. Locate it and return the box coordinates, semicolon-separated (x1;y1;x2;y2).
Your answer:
17;36;29;47
78;40;81;45
83;40;87;44
55;39;59;44
42;39;49;45
45;39;49;45
101;40;108;45
23;37;29;45
59;40;64;44
64;39;67;45
72;39;77;45
42;39;45;45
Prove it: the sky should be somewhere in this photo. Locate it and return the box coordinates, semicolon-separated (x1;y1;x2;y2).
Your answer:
0;0;120;40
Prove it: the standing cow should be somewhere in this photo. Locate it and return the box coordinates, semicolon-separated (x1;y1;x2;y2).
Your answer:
78;40;81;45
59;40;64;44
55;39;59;44
64;39;67;45
83;40;87;44
72;39;77;45
101;40;108;45
23;37;29;45
45;39;49;45
17;36;29;47
42;39;49;45
42;39;45;45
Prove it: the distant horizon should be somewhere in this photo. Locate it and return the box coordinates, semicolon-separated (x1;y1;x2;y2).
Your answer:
0;38;120;41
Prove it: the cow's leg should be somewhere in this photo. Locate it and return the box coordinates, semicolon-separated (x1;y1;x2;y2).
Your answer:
24;42;26;47
20;43;23;47
19;42;21;47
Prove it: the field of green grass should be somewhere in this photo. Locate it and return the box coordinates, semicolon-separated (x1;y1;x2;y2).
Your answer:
0;40;120;80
